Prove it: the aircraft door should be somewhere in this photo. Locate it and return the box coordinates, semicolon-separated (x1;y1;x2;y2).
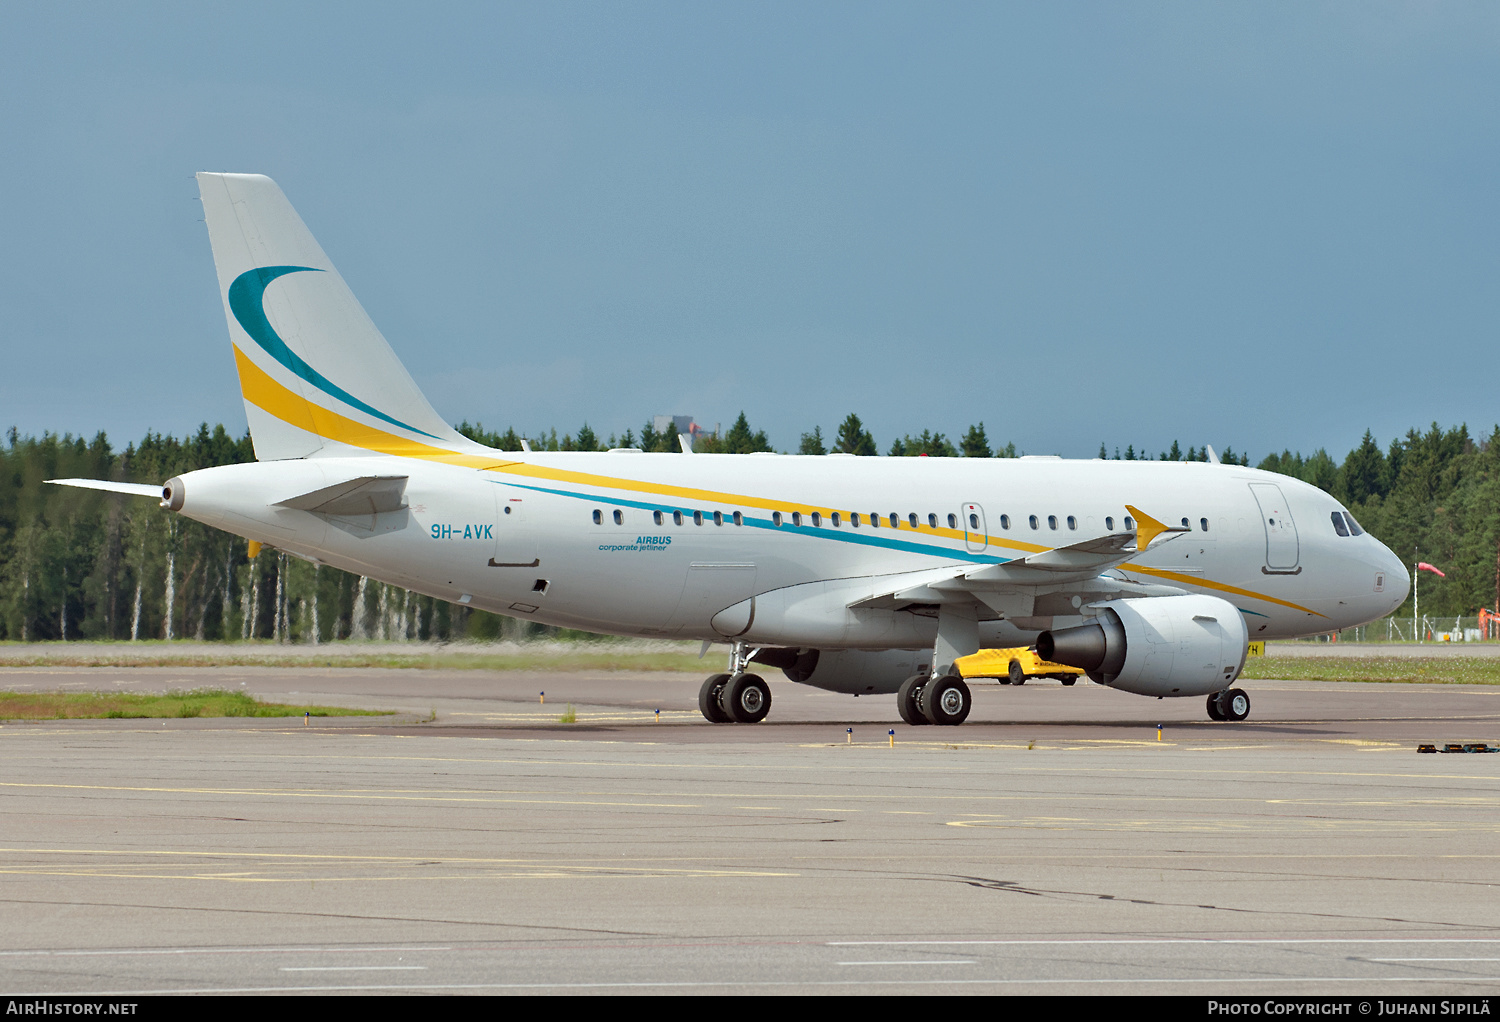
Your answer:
491;491;539;568
1248;483;1300;574
962;503;988;553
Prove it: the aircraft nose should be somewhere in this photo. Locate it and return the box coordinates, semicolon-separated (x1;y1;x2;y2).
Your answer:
1380;543;1410;609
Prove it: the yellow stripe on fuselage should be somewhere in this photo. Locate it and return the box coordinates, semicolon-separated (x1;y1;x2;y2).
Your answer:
1121;565;1322;617
234;345;1320;616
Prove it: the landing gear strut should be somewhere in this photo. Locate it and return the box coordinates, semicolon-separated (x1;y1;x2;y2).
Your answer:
697;642;773;724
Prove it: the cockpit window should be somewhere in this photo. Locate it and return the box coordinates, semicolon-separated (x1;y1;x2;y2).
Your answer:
1330;511;1349;537
1343;511;1364;536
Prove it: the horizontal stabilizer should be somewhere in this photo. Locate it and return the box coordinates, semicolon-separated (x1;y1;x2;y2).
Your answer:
274;475;409;515
47;479;163;500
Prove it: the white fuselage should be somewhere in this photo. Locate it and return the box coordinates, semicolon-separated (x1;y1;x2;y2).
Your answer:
169;452;1410;648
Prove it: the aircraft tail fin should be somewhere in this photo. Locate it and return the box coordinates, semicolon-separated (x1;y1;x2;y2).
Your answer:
196;173;472;461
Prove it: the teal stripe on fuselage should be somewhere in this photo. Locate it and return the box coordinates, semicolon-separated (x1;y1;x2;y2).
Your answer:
496;480;1009;565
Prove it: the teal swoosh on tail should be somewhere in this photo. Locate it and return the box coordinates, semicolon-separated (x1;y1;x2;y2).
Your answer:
228;265;440;439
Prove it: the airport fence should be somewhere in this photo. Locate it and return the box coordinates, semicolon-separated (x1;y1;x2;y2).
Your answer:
1300;614;1500;644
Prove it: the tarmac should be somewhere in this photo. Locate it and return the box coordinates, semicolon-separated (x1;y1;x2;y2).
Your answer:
1;663;1499;995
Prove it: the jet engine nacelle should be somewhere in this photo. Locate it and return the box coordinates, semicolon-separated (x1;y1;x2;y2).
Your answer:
1037;595;1248;697
750;647;930;695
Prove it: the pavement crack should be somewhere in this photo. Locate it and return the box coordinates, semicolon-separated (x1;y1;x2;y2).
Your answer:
915;874;1489;929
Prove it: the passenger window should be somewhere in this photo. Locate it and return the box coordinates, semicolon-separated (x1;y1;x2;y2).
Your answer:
592;509;602;525
851;513;861;527
653;510;663;526
792;512;802;527
773;511;783;527
1067;515;1077;530
832;512;842;527
673;510;683;526
1330;511;1350;537
1181;517;1190;529
812;512;822;527
613;510;623;526
1029;515;1038;530
733;511;743;526
969;513;979;530
713;511;723;526
947;513;958;529
1200;518;1209;532
889;513;898;528
928;514;938;528
693;511;703;526
1048;515;1058;530
1343;512;1364;536
1000;514;1010;529
1105;516;1114;530
909;513;919;528
1124;516;1135;531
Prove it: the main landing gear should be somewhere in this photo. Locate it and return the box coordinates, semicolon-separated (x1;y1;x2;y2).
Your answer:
896;602;979;726
1206;688;1250;722
697;643;772;724
896;672;972;726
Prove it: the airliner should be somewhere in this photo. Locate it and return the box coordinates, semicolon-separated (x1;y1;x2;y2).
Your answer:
52;173;1410;726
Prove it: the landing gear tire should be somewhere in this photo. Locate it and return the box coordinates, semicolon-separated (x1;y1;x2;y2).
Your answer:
699;673;732;723
1219;688;1250;722
1058;675;1077;686
919;674;972;726
897;674;930;725
1206;692;1226;721
1008;660;1026;686
719;673;771;724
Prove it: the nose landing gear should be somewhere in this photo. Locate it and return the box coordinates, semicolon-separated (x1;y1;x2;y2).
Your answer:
1207;688;1250;722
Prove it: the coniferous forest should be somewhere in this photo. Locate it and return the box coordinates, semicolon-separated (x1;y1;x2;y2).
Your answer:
1;415;1497;643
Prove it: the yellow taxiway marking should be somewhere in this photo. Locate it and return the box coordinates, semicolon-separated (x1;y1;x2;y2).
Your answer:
8;781;1494;810
0;782;695;808
0;848;796;882
946;817;1500;832
0;866;793;883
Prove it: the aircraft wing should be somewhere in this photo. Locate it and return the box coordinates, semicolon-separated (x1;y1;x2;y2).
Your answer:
961;503;1189;585
849;505;1191;611
47;479;163;500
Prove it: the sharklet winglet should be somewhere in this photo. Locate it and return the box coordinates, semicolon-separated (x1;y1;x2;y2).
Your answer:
1125;504;1191;552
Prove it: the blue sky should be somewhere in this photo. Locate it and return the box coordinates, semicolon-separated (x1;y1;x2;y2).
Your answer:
2;2;1497;460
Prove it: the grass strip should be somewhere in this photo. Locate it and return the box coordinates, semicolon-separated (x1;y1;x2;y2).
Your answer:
0;652;710;672
0;688;391;721
1242;656;1500;686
